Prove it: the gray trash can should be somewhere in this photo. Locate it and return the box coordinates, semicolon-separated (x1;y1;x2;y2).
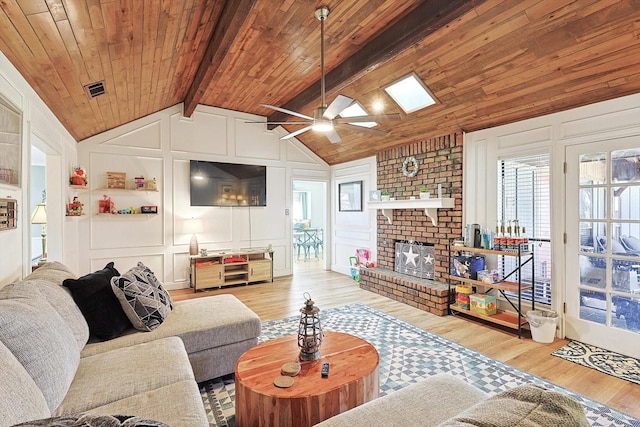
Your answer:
526;310;559;343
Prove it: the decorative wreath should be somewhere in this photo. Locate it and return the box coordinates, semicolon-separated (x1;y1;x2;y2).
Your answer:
402;156;419;177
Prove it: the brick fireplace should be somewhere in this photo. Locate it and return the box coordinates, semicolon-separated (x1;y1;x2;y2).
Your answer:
359;133;463;316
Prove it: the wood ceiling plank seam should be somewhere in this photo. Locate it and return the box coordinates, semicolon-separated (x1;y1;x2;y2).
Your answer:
151;0;179;110
1;0;55;62
608;71;640;89
62;1;111;136
139;0;160;121
0;7;51;82
15;0;49;15
158;0;183;61
481;30;640;97
55;19;90;79
183;0;258;116
170;3;212;99
130;0;145;118
89;4;119;132
266;0;484;126
145;1;167;116
523;0;587;22
429;11;531;68
111;57;132;122
26;12;77;101
44;0;67;22
66;0;106;85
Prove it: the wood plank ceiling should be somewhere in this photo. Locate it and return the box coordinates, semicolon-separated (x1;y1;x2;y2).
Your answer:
1;0;639;165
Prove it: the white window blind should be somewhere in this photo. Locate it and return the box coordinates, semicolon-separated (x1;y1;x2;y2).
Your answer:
498;154;552;304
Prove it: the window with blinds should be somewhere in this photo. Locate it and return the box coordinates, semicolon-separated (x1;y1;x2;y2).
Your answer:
498;154;552;305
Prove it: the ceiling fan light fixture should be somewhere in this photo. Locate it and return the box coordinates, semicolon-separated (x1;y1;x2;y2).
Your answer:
311;121;334;132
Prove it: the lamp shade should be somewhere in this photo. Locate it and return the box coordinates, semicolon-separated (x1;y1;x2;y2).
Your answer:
31;203;47;224
183;217;203;234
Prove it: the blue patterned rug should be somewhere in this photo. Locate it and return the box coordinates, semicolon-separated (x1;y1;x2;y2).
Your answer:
200;304;640;427
552;340;640;386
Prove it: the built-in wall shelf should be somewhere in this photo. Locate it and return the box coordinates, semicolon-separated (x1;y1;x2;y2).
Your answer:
368;198;455;226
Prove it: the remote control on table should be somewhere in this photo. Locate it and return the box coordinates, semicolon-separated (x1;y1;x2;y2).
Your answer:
321;362;330;377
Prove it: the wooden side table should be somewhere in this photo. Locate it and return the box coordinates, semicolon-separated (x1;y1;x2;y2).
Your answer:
235;331;379;427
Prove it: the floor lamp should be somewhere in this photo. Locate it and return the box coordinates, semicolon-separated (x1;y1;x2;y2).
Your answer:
31;203;47;264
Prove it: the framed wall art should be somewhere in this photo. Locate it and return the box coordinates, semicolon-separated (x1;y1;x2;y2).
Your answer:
338;180;363;212
0;95;22;188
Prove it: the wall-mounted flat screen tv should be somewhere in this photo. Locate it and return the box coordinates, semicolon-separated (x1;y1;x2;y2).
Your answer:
190;160;266;207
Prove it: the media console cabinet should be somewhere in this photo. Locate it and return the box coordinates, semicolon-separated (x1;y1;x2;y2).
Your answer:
190;248;274;292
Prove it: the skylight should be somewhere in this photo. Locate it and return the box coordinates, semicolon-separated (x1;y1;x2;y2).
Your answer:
339;102;376;128
384;73;436;114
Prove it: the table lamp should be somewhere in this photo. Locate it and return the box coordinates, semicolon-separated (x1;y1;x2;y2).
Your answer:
184;218;203;256
31;203;47;264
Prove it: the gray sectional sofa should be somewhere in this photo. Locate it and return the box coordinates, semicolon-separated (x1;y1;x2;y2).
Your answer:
0;262;261;427
315;373;590;427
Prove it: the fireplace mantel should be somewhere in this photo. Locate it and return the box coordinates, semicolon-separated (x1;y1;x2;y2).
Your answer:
368;198;455;226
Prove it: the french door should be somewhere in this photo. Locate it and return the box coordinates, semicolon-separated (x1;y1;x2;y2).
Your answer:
565;137;640;358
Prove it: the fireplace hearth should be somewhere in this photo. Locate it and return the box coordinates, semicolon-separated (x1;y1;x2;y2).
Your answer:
395;241;435;279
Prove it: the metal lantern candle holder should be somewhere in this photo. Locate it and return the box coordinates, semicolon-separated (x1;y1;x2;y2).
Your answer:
297;292;323;361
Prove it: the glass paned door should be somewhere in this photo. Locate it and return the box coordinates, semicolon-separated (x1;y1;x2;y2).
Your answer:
565;139;640;358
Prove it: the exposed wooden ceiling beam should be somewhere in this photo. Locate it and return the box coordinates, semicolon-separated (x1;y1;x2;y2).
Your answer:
267;0;483;127
183;0;257;117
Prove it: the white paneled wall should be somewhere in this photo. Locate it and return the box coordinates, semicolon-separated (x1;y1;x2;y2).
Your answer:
464;92;640;340
0;51;77;287
77;104;330;289
331;157;378;275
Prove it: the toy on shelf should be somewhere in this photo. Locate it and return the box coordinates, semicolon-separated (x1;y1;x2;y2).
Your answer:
69;166;87;187
67;196;83;216
99;195;113;213
134;176;145;189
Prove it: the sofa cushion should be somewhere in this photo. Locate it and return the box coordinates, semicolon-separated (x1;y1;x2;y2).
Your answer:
81;294;261;357
82;381;209;427
63;262;132;341
56;337;194;415
0;262;89;351
0;341;51;425
13;414;169;427
0;297;80;412
437;383;590;427
110;262;173;331
314;373;487;427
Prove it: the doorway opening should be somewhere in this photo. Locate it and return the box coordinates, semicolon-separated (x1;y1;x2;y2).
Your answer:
292;180;327;274
30;145;46;266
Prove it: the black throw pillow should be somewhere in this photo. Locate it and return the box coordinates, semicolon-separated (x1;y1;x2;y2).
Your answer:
63;262;132;340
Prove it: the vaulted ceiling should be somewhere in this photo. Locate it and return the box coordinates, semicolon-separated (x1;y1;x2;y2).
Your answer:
1;0;639;165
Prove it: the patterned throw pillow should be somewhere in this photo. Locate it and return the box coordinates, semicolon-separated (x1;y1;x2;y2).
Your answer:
110;262;173;331
14;414;169;426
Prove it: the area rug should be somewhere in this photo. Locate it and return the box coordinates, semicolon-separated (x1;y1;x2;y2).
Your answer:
200;304;640;427
552;340;640;386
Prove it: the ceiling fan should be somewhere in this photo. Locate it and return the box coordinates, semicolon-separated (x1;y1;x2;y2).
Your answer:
249;6;402;144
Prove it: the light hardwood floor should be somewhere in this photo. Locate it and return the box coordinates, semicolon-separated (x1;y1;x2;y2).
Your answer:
170;261;640;419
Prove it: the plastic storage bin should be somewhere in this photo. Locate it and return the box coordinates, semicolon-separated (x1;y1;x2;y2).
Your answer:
526;310;559;343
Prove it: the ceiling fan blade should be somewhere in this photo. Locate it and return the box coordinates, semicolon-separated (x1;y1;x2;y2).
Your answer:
325;127;342;144
323;95;355;119
245;121;312;125
260;104;313;121
334;113;402;124
336;123;389;136
281;126;313;140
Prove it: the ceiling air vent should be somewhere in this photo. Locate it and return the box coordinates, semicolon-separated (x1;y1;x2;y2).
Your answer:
84;81;105;98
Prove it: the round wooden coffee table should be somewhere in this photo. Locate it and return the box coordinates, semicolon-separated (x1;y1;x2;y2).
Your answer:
235;331;379;427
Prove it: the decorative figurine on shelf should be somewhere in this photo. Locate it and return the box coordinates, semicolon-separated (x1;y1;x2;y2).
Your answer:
145;177;158;191
99;195;112;214
134;176;145;189
67;196;83;216
70;166;87;187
